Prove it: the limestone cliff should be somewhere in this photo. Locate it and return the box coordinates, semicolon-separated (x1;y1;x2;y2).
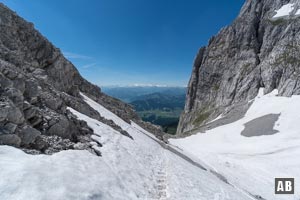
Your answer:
0;3;163;154
178;0;300;134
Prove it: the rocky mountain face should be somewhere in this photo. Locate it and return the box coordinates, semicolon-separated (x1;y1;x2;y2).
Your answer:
178;0;300;134
0;3;163;154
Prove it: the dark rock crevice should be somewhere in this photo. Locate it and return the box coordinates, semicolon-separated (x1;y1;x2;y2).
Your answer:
185;47;206;112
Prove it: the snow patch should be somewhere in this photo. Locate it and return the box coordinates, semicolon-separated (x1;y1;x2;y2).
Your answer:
272;3;295;19
70;95;251;199
0;146;135;200
208;114;223;123
170;89;300;199
0;91;258;199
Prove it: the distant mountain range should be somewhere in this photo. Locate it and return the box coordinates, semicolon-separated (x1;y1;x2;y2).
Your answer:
102;86;186;134
131;92;185;111
102;86;186;103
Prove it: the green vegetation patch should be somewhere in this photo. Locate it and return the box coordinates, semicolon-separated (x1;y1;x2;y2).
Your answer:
273;51;300;66
137;109;182;135
193;111;211;126
213;84;220;91
240;63;252;77
269;18;285;26
271;42;300;68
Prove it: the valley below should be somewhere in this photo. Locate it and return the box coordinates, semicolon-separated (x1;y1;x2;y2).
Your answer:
103;86;186;134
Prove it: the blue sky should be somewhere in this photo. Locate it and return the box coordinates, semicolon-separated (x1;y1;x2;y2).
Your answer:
1;0;245;87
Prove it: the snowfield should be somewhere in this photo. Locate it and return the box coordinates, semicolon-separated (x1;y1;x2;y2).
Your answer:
0;93;253;200
170;89;300;200
1;89;298;199
272;3;295;19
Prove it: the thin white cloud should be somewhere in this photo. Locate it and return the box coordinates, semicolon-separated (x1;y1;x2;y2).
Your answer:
131;83;168;87
100;84;187;88
63;52;92;60
82;63;97;69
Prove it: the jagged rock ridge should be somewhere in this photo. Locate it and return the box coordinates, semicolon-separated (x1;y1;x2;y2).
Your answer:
0;3;163;154
178;0;300;134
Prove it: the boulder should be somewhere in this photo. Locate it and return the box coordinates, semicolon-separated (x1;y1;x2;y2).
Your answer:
12;76;26;93
40;92;63;110
47;115;71;139
7;104;24;125
24;78;39;99
18;126;41;146
24;106;38;120
0;122;18;134
0;134;21;147
0;97;24;125
0;72;13;88
3;87;24;108
0;100;9;122
31;136;49;151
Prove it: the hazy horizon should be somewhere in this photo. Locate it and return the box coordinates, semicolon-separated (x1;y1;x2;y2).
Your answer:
100;84;187;88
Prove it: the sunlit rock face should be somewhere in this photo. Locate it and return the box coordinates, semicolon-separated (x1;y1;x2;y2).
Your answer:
178;0;300;134
0;3;162;154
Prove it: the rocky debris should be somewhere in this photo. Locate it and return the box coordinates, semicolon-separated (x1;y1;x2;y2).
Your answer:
0;3;99;153
62;92;133;139
0;2;163;154
135;120;165;140
73;142;89;150
178;0;300;135
98;116;133;139
41;135;74;154
92;147;102;156
83;91;141;125
91;139;102;147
